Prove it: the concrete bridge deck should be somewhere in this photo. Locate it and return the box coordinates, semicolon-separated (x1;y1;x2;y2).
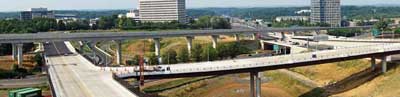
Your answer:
45;42;137;97
110;43;400;79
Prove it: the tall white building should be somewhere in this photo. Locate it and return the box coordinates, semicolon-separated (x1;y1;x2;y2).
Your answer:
311;0;341;27
138;0;186;23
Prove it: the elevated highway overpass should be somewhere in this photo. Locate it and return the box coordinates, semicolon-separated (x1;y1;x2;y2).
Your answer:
0;26;386;44
113;43;399;79
1;25;394;66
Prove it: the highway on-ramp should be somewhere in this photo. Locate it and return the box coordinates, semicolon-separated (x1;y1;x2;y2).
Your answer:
45;42;137;97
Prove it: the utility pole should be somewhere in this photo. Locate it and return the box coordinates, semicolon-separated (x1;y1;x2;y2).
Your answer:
139;40;146;87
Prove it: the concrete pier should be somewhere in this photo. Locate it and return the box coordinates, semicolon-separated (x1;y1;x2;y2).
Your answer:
382;56;387;73
371;57;376;70
211;35;219;49
260;40;265;50
16;44;23;66
154;38;162;63
116;40;122;65
186;36;194;55
12;44;17;60
234;34;240;41
280;32;286;41
252;33;258;40
250;72;261;97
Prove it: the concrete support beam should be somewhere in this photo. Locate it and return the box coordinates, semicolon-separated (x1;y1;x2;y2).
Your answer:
211;35;219;49
371;57;376;70
16;44;23;66
250;72;261;97
154;38;162;64
252;33;258;40
234;34;240;41
186;36;194;55
12;44;17;60
115;40;122;65
382;56;387;73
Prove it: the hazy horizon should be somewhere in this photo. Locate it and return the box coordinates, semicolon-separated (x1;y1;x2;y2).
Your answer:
1;0;400;12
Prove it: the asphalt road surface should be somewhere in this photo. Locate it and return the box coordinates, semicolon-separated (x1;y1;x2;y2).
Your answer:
45;42;137;97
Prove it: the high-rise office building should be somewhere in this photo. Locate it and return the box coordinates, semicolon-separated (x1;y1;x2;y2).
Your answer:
311;0;341;27
20;8;55;20
138;0;186;23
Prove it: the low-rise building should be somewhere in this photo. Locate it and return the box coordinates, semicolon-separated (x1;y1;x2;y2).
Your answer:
20;8;55;20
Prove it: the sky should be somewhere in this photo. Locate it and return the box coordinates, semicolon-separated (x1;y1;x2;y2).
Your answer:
0;0;400;12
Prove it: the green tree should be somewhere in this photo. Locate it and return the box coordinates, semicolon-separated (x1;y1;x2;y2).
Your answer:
162;49;178;64
177;48;190;63
395;28;400;34
33;53;43;66
57;20;66;31
126;55;140;65
217;42;251;59
98;16;116;29
200;45;218;61
147;53;159;65
374;20;389;31
190;44;203;62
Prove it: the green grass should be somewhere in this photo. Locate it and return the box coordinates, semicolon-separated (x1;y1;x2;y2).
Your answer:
370;63;400;96
264;71;313;96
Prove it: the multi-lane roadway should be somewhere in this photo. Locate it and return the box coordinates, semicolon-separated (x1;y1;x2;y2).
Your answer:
45;42;137;97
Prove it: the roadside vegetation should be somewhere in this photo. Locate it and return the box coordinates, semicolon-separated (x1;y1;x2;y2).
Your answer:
0;53;44;79
122;36;256;65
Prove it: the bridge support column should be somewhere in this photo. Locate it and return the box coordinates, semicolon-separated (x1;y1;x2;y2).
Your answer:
252;33;258;40
382;56;387;73
250;72;261;97
154;38;162;64
260;40;265;50
186;36;194;55
12;44;18;60
211;35;219;49
280;32;286;42
371;57;376;70
116;40;122;65
16;44;23;66
234;34;240;41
